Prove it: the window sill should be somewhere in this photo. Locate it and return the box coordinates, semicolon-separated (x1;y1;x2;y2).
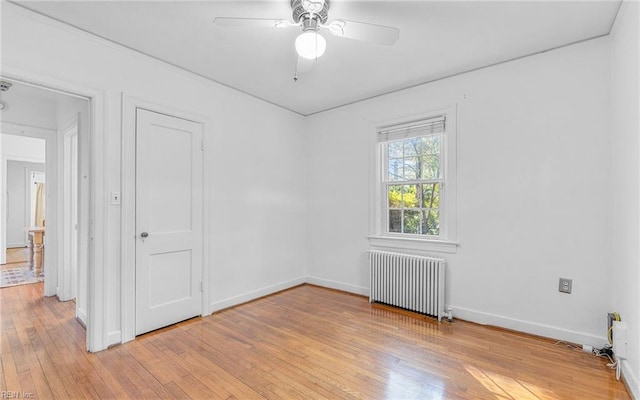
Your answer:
367;235;458;254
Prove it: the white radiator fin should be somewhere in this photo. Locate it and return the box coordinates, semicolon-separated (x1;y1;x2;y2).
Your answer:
369;250;446;321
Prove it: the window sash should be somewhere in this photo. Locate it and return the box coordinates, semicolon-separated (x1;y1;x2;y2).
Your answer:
383;133;444;182
382;179;443;238
378;116;445;143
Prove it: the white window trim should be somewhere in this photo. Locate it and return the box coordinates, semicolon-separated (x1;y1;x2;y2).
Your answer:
368;104;458;254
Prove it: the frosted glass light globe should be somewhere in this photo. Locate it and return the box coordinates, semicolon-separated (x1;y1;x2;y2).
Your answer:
295;31;326;60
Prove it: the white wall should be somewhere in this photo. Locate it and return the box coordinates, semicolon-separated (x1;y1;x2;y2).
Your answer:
611;2;640;398
6;160;45;246
1;134;47;161
1;3;307;347
307;37;613;346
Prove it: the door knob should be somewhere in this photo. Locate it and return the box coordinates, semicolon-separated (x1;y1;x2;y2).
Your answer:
140;232;149;238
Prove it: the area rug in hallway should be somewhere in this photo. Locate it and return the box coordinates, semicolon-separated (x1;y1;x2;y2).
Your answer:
1;267;43;288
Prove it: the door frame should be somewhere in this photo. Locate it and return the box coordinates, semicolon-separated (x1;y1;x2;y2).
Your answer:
59;115;79;302
1;67;106;352
121;94;212;343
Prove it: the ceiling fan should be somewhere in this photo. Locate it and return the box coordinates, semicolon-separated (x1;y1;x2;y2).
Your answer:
213;0;400;80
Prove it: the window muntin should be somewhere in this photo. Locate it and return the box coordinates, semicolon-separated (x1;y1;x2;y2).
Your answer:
380;117;445;238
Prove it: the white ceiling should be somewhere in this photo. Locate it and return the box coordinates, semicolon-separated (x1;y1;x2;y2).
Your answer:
14;0;621;116
0;80;86;130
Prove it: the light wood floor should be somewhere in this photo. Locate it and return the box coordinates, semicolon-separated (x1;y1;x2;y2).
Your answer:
1;283;631;399
2;248;29;271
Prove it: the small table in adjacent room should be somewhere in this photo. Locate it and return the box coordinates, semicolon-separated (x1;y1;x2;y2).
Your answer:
27;227;45;277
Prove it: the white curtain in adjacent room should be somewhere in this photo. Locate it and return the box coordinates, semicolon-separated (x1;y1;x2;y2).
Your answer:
34;182;46;227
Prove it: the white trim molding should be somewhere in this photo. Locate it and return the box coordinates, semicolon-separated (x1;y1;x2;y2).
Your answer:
209;277;306;313
305;276;369;297
368;236;458;254
621;360;640;400
107;331;122;348
450;305;609;349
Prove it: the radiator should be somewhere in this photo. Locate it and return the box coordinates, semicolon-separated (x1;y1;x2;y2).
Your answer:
369;250;446;321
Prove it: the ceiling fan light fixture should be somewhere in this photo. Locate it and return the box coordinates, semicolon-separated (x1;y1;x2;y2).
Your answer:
301;0;325;14
295;30;326;60
0;81;12;112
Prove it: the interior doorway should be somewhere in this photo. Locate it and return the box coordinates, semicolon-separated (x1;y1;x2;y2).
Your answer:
1;137;46;283
0;79;89;330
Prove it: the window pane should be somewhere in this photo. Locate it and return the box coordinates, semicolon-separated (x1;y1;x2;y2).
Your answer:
422;183;440;208
388;158;403;181
388;141;403;158
403;137;422;156
403;210;421;234
388;185;403;208
421;155;440;180
389;210;401;233
422;210;440;236
424;135;441;155
403;157;419;180
402;185;420;208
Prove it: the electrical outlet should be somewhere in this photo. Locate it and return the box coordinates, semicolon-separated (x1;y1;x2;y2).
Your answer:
608;313;616;333
558;278;572;294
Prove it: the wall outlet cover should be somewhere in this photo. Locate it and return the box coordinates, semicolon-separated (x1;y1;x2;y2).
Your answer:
613;321;628;360
110;191;121;205
558;278;572;294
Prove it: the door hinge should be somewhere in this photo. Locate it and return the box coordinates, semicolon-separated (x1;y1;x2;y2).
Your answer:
201;140;204;151
200;281;203;292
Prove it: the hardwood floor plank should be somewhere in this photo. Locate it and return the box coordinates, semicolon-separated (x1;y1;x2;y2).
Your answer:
31;318;88;399
0;282;632;399
162;380;193;399
94;350;142;399
1;342;21;395
164;339;265;399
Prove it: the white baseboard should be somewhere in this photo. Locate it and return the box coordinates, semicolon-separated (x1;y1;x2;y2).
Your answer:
621;361;640;400
107;331;121;348
451;305;608;348
209;276;306;313
305;276;369;297
77;308;87;327
7;243;27;249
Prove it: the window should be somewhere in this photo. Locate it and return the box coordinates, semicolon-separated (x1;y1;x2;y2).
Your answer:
381;116;445;237
370;108;457;252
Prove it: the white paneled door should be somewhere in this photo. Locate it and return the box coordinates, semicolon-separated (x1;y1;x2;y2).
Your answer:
135;109;203;335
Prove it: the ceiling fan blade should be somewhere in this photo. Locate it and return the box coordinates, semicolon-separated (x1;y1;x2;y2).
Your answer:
325;20;399;45
213;17;296;29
